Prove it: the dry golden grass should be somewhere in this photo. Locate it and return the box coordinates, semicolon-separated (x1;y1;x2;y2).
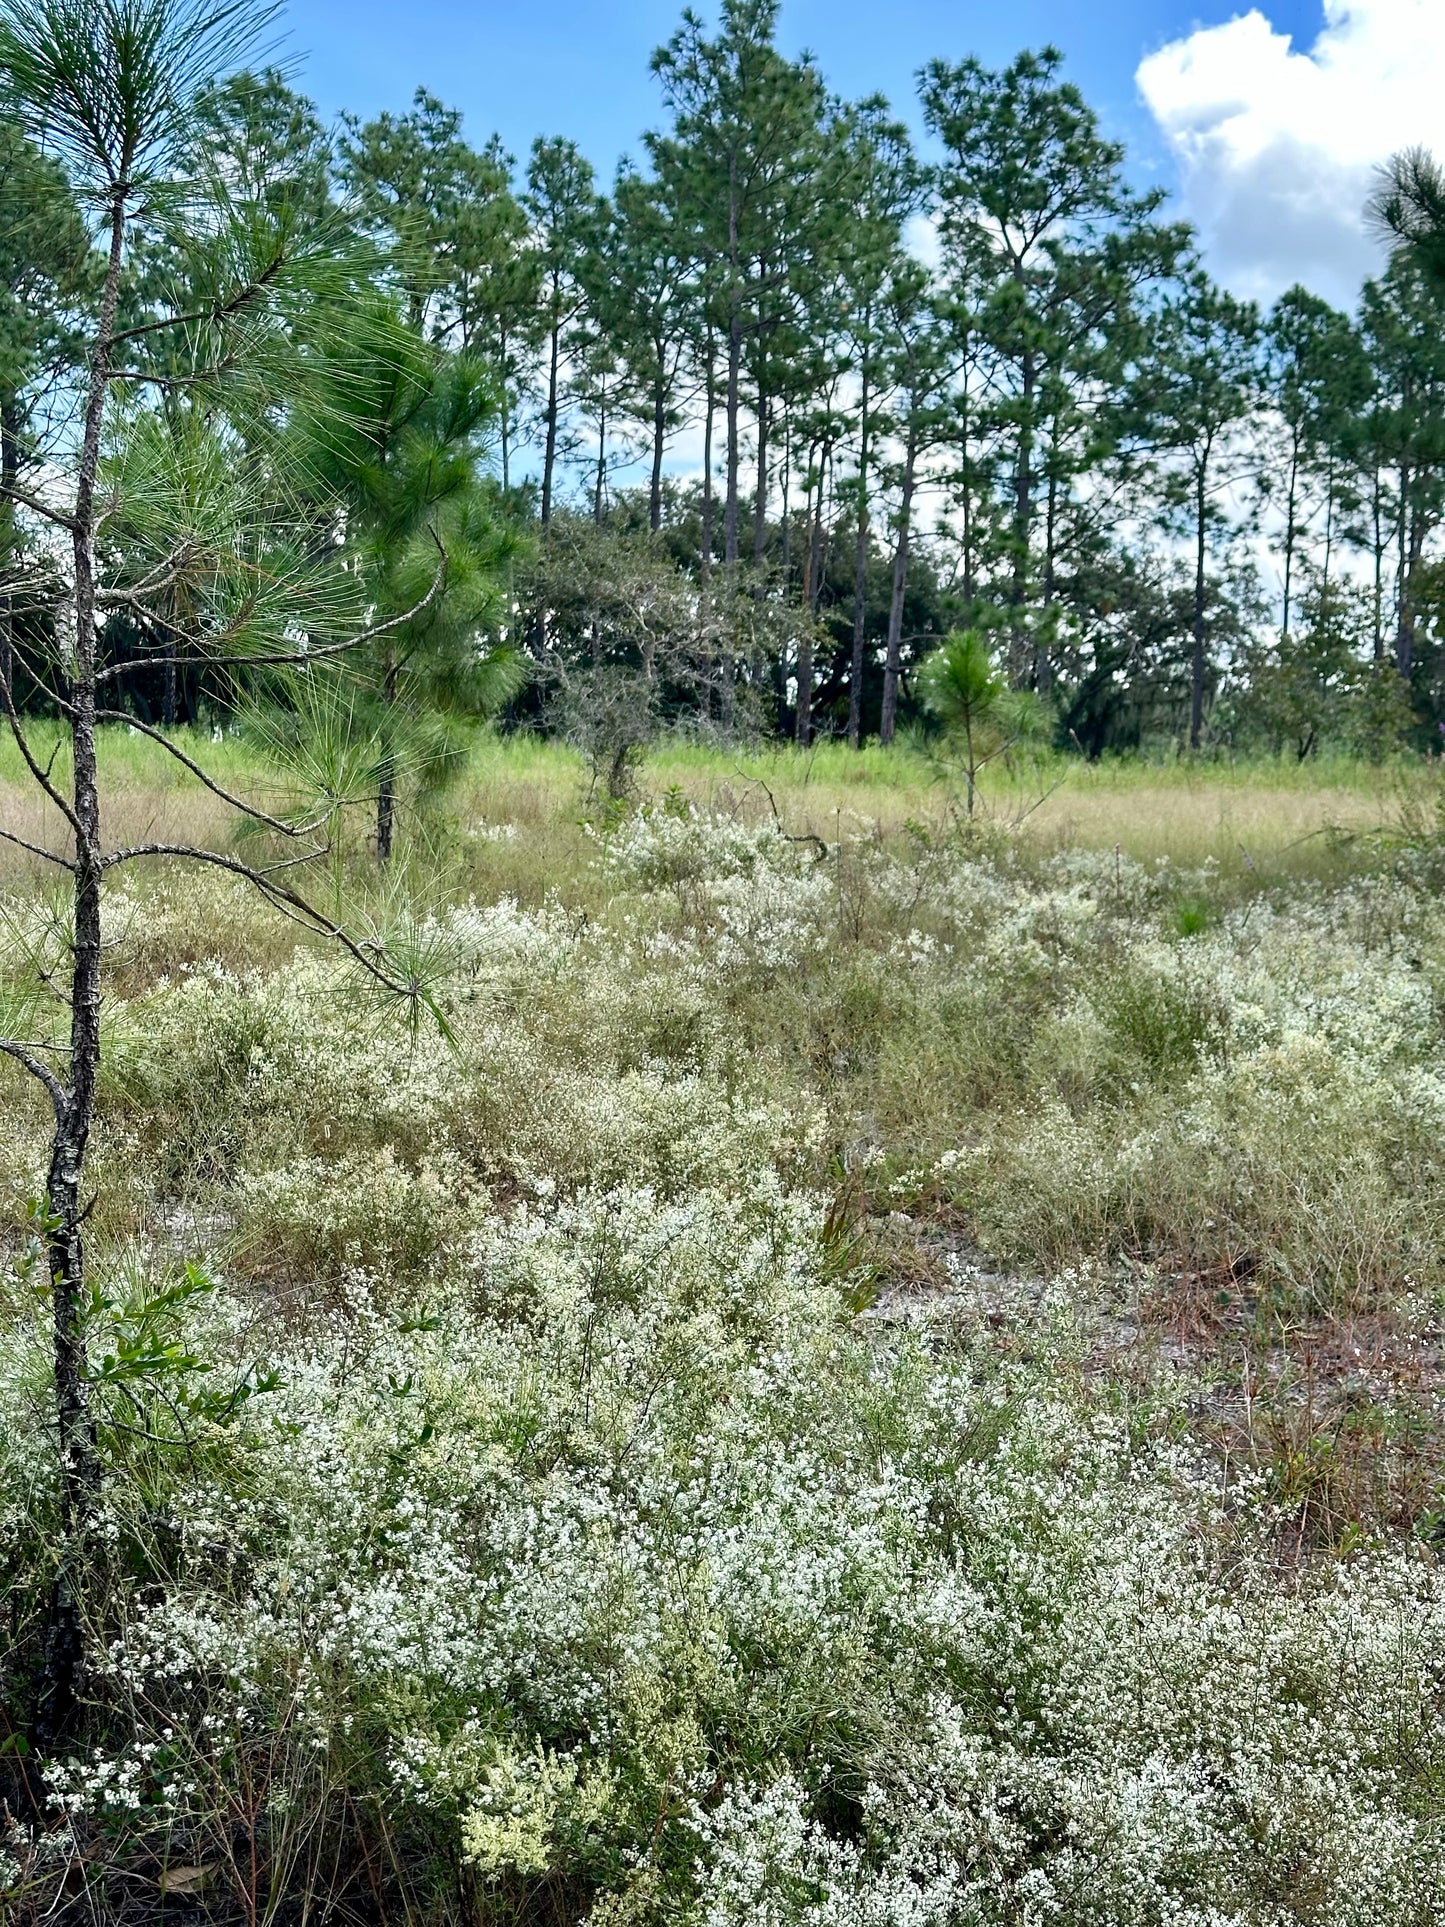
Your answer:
0;722;1421;889
458;734;1414;882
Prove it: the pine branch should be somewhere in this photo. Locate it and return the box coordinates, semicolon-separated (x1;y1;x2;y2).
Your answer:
95;539;448;682
0;667;83;841
97;842;419;1003
108;248;288;346
0;1038;66;1118
0;825;73;869
0;478;75;531
93;711;330;838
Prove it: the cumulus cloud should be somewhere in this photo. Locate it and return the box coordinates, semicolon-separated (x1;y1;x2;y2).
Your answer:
1137;0;1445;307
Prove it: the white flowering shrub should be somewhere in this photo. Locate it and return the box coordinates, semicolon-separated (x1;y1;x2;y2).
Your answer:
5;1182;1445;1923
593;802;801;890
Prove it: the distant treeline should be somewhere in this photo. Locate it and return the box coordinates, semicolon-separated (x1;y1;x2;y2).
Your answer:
6;0;1445;758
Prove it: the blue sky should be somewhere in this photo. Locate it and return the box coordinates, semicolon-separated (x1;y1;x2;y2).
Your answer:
276;1;1439;307
281;0;1317;180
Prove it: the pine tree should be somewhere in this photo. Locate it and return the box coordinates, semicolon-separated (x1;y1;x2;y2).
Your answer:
525;136;601;531
1131;267;1261;748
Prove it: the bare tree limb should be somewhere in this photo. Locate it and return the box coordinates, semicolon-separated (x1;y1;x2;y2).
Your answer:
102;840;324;881
0;668;83;841
95;842;413;998
0;1038;66;1118
93;711;330;838
0;480;75;532
0;825;73;870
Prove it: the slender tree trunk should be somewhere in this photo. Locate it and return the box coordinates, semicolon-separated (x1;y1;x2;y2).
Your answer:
752;386;769;568
779;413;792;591
37;186;129;1757
795;451;818;747
1;397;19;701
1321;454;1335;595
700;341;716;583
958;366;976;607
1009;349;1035;685
375;653;398;864
499;328;512;493
593;394;607;526
724;307;742;567
848;336;872;749
1190;463;1207;750
723;167;742;569
650;367;666;533
795;613;814;749
162;589;178;729
1038;454;1058;701
1372;468;1384;660
880;429;917;746
541;285;562;529
797;452;827;745
0;397;17;510
1396;463;1413;679
813;449;832;619
774;415;792;733
1281;440;1299;643
961;481;975;607
1398;501;1424;682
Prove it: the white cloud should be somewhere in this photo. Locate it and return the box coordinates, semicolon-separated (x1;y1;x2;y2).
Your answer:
1137;0;1445;308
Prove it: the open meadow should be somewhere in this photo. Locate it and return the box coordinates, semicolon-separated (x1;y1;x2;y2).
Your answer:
6;731;1445;1923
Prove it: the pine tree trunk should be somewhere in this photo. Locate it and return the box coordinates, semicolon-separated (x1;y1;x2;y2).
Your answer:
724;168;742;570
795;452;820;746
1038;456;1058;700
36;186;128;1757
499;328;512;493
809;448;829;619
779;415;792;591
1009;349;1035;686
1372;469;1384;659
700;344;716;583
650;371;666;533
376;654;398;863
752;387;769;567
541;291;562;530
0;397;18;701
848;340;872;749
594;396;607;526
1396;463;1413;678
880;431;917;746
1190;466;1207;751
724;309;742;567
1282;442;1299;643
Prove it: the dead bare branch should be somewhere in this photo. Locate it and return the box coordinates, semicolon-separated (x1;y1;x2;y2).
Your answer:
93;711;330;838
0;1038;66;1118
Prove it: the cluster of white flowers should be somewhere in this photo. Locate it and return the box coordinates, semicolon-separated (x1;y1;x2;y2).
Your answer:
591;803;800;891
